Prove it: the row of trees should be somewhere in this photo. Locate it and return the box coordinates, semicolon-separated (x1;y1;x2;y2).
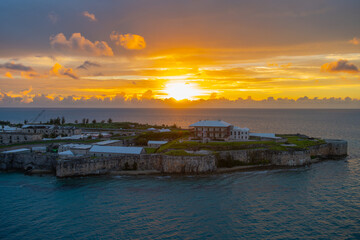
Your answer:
74;118;113;124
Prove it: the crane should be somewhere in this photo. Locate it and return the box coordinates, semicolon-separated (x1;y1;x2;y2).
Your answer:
30;110;45;124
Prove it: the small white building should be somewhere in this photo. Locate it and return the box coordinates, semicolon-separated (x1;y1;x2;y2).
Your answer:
147;140;168;148
58;144;92;155
230;126;250;141
89;145;145;157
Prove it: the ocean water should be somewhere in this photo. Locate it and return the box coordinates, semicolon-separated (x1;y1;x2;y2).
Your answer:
0;108;360;239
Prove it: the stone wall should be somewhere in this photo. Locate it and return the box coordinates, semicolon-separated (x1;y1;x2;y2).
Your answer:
0;152;57;172
308;139;347;158
1;139;347;177
218;149;311;166
56;154;216;177
217;140;348;167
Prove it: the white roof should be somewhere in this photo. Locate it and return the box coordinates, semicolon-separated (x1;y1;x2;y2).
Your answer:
147;128;156;131
32;146;47;150
58;150;74;156
94;140;121;146
190;120;232;127
249;133;281;139
89;145;144;155
2;148;30;154
159;129;171;132
61;144;92;149
148;140;168;145
22;124;54;129
2;126;20;132
55;135;84;140
232;126;250;131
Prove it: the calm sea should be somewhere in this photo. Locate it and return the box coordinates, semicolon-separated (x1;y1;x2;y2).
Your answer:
0;108;359;239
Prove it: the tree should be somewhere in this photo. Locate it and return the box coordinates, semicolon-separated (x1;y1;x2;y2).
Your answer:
55;117;61;125
85;118;89;124
108;118;113;124
101;120;105;124
82;118;86;124
24;120;28;124
61;116;66;125
98;133;103;138
92;119;97;124
75;120;78;124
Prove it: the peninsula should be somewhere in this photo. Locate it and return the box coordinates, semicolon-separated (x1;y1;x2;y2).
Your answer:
0;119;348;177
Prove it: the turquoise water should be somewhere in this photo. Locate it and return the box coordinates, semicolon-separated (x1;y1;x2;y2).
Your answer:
0;109;360;239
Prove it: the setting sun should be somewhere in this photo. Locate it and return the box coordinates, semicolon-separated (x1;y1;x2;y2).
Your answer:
164;82;201;100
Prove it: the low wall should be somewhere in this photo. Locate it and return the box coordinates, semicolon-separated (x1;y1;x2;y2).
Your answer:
309;139;348;158
0;152;57;172
56;154;216;177
217;139;348;167
218;149;311;166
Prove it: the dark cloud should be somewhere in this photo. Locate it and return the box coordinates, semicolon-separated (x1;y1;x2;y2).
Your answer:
77;61;101;70
0;62;33;71
321;59;359;73
49;33;113;56
48;11;58;24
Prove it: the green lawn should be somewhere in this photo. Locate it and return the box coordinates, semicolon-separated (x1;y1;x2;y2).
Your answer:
157;134;326;153
145;147;157;154
164;150;205;156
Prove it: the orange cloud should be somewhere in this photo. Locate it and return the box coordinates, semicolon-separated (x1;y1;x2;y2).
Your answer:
50;63;78;79
21;71;46;79
110;32;146;50
4;72;13;78
349;37;359;45
50;33;113;56
82;11;97;21
321;59;359;74
20;86;33;95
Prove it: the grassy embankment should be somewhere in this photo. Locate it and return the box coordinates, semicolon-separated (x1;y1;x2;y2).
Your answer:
156;134;326;156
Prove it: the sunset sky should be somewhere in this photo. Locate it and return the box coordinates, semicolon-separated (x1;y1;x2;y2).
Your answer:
0;0;360;106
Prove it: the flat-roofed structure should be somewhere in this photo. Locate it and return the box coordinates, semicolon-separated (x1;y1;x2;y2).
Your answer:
190;120;233;141
147;140;168;148
22;124;81;136
0;132;42;145
58;144;92;155
89;145;145;157
230;126;250;141
190;120;250;142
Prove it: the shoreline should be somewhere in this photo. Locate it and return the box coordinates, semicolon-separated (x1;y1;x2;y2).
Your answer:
0;157;348;178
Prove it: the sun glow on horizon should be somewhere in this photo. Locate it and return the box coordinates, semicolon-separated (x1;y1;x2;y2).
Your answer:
164;81;202;100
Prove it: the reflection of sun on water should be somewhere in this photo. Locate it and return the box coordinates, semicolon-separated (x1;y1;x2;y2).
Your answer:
164;81;201;100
